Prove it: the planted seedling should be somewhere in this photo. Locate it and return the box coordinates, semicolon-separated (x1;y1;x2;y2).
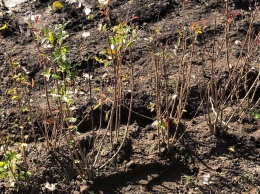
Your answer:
252;109;260;119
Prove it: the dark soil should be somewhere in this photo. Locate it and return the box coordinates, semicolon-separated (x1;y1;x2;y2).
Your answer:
0;0;259;193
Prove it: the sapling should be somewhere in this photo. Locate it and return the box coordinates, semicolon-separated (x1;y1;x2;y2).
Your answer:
93;0;138;168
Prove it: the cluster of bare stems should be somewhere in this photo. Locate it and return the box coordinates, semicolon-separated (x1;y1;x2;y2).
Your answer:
198;0;259;135
149;24;195;152
148;0;259;153
0;0;259;190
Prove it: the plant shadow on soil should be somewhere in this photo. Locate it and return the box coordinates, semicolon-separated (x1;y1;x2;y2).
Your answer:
88;162;190;193
87;126;260;194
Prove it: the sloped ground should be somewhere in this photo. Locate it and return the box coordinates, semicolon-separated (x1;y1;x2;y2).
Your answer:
0;0;259;193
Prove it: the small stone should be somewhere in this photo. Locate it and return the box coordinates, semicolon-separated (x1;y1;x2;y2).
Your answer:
126;160;135;169
80;184;88;192
148;133;155;140
76;175;81;181
139;180;148;185
102;73;108;79
124;185;132;191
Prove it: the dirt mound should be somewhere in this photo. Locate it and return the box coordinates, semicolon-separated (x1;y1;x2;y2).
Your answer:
0;0;259;193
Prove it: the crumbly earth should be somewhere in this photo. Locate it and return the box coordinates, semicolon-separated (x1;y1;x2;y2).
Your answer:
0;0;259;193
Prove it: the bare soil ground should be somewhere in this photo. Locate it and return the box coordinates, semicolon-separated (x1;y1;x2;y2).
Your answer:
0;0;259;193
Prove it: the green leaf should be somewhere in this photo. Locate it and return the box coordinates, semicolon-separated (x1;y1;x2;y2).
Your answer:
94;56;101;63
59;62;69;72
20;171;25;176
93;99;102;110
11;96;18;101
13;75;19;80
0;172;8;178
69;117;77;123
157;122;165;129
42;68;51;76
52;74;60;80
63;95;68;102
50;93;60;98
253;109;260;119
0;162;5;167
7;88;15;95
48;32;54;44
0;23;7;31
68;140;74;145
126;41;132;47
26;171;32;176
61;47;67;54
228;146;235;152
